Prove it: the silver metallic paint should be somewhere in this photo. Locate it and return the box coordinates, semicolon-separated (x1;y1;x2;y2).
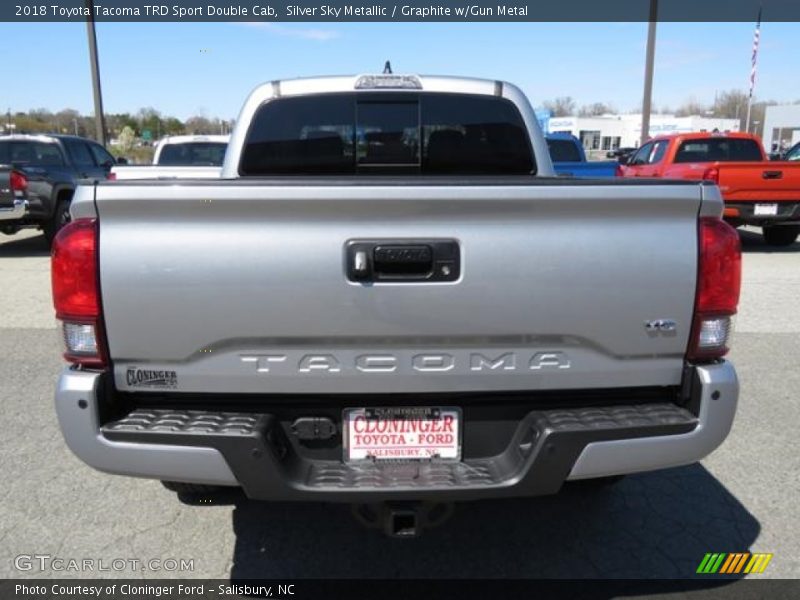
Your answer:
54;368;237;486
568;361;738;479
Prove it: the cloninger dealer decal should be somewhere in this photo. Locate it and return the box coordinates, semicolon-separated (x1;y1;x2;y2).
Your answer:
125;367;178;389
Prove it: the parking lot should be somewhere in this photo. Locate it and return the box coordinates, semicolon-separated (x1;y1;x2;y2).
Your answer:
1;227;798;580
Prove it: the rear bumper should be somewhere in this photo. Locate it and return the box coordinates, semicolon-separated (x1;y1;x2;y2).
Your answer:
725;201;800;223
0;198;28;222
55;362;738;501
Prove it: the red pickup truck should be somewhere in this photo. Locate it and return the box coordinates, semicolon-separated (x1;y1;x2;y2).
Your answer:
621;132;800;246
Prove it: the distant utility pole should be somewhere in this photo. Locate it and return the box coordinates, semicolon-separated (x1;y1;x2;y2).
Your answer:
85;0;107;145
640;0;658;146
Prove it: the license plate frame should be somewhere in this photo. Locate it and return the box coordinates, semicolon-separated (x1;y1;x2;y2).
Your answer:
343;406;461;462
754;203;779;216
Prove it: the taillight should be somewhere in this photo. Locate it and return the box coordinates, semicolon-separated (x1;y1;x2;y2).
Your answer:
10;170;28;195
107;172;117;181
687;217;741;361
51;219;107;368
614;164;623;177
702;167;719;183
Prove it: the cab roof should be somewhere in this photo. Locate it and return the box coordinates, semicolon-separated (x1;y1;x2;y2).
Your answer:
647;131;756;144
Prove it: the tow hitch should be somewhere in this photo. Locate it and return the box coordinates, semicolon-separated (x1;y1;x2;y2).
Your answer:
351;501;454;538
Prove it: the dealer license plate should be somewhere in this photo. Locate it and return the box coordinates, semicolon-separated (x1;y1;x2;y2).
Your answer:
344;407;461;462
754;203;779;216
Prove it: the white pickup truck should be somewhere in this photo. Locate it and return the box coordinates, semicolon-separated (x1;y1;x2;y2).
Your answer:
53;73;741;536
110;134;228;180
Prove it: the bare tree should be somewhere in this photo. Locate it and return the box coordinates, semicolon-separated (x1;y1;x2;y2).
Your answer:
184;116;216;134
709;90;749;129
578;102;616;117
675;99;709;117
542;97;576;117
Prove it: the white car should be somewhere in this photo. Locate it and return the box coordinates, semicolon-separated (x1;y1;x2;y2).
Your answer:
152;134;229;166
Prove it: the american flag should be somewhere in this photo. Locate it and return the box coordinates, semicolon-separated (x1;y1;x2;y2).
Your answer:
749;7;762;97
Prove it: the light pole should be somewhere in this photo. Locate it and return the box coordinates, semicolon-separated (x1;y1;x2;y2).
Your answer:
640;0;658;146
85;0;107;145
4;108;16;135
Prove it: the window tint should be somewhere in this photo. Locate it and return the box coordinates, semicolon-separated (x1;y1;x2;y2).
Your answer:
157;142;227;166
629;143;652;166
674;138;763;163
89;143;115;167
240;95;355;175
65;140;95;167
546;139;583;162
649;141;668;163
0;141;64;166
240;93;534;176
421;94;533;174
785;144;800;161
358;102;419;167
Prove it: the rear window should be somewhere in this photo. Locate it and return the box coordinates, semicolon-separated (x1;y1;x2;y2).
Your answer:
240;93;535;176
0;141;64;166
674;138;763;163
157;142;227;166
546;138;582;162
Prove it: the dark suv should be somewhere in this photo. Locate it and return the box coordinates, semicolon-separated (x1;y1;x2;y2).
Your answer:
0;135;118;245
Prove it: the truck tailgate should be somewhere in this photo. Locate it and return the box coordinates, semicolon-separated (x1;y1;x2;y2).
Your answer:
716;161;800;202
95;181;705;395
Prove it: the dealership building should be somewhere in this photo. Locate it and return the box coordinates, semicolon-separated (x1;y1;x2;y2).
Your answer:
762;104;800;153
542;114;740;154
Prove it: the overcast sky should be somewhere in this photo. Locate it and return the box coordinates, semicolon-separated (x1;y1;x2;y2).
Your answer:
1;21;797;119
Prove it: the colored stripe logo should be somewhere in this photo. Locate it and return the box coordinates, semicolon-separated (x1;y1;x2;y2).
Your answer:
697;552;773;574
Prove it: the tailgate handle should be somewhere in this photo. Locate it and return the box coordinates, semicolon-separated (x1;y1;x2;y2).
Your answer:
373;245;433;277
346;239;460;283
762;170;783;180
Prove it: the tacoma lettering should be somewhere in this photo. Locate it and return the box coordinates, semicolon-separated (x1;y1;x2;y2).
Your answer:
240;352;571;374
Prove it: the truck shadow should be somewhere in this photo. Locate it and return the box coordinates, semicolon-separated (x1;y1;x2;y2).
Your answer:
738;228;799;253
218;463;759;581
0;232;49;257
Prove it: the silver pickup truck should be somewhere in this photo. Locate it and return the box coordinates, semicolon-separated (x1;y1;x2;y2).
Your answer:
52;74;741;536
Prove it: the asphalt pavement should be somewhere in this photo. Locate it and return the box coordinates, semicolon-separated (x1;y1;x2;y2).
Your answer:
0;227;798;580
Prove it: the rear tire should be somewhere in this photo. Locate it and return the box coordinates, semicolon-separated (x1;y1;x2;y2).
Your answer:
762;225;800;247
43;197;72;246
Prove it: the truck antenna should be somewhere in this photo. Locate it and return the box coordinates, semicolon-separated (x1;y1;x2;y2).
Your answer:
383;61;392;74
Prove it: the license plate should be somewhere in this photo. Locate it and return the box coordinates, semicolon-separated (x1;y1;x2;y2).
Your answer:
754;203;778;216
344;407;461;462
